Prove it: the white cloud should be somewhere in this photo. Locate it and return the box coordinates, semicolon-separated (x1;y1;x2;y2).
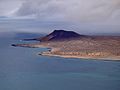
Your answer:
0;0;22;16
0;0;120;23
0;0;120;34
11;0;120;23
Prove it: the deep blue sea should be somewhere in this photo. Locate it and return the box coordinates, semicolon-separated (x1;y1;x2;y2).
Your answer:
0;32;120;90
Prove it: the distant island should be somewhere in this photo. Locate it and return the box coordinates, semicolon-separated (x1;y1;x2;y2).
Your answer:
12;30;120;60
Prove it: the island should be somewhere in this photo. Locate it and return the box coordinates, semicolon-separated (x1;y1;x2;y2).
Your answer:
12;30;120;60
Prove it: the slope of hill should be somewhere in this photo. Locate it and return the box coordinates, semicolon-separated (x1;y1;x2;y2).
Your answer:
39;30;83;41
24;30;85;41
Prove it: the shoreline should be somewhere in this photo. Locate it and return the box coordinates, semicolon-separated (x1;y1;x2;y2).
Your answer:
39;53;120;61
11;34;120;61
38;47;120;61
11;43;120;61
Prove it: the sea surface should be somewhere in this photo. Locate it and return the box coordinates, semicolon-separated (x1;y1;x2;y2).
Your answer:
0;32;120;90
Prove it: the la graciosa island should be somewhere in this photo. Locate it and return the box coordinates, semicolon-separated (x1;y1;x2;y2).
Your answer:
12;30;120;60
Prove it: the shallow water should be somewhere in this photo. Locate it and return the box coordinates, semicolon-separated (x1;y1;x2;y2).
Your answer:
0;33;120;90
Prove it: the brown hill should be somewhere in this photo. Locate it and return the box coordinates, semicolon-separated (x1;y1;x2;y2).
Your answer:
24;30;85;41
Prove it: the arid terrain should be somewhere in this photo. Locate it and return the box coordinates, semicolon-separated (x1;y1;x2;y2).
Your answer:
12;30;120;60
39;36;120;60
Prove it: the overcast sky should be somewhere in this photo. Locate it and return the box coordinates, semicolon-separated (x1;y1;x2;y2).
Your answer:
0;0;120;34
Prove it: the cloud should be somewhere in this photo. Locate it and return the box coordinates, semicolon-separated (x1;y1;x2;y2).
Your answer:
0;0;22;16
14;0;65;20
11;0;120;23
0;0;120;34
0;0;120;23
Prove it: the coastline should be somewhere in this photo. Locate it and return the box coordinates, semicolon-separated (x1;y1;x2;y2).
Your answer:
11;33;120;61
11;43;120;61
11;41;120;61
38;47;120;61
39;53;120;61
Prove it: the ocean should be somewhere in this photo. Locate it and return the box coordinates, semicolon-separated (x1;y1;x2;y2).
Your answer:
0;32;120;90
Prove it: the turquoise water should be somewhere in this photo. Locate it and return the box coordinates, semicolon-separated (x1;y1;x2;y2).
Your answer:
0;33;120;90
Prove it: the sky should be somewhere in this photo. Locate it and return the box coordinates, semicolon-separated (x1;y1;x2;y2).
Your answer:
0;0;120;34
